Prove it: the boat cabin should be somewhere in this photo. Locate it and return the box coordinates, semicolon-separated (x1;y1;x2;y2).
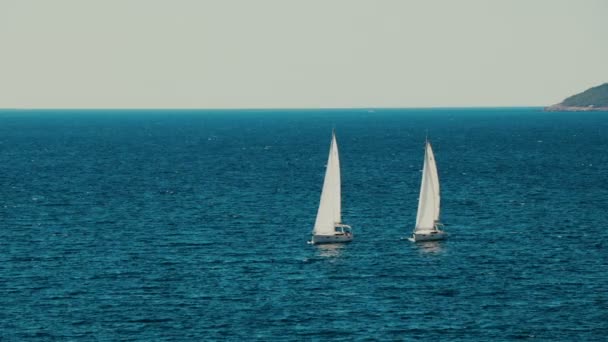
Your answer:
334;223;352;235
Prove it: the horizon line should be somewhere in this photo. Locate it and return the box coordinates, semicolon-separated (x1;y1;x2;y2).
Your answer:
0;106;545;111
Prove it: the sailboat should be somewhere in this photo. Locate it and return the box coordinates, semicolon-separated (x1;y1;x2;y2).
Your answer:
408;139;447;242
310;131;352;244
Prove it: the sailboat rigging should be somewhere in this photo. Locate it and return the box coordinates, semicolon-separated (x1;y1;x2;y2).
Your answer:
310;131;353;244
408;139;447;242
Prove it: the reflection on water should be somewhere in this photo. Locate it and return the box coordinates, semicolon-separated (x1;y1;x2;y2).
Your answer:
416;241;444;254
316;243;345;258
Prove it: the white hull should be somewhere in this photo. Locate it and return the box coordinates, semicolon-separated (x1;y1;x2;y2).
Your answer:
311;233;353;244
408;230;446;242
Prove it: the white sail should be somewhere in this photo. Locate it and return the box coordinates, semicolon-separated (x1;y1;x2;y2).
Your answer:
313;132;341;236
415;141;440;232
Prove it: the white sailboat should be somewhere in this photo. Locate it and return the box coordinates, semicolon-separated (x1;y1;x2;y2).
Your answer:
408;139;447;242
310;131;352;244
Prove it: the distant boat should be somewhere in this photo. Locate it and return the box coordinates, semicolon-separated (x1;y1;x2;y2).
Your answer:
310;130;353;244
408;139;447;242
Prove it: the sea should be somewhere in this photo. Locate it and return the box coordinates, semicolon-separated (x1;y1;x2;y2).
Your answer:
0;108;607;341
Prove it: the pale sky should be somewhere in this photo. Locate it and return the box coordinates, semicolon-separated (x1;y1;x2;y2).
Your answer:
1;0;606;108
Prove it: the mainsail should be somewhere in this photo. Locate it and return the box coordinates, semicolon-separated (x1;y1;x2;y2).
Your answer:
313;132;341;236
415;141;441;232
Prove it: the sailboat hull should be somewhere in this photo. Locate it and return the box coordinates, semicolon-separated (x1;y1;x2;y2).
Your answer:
311;233;353;244
408;230;447;242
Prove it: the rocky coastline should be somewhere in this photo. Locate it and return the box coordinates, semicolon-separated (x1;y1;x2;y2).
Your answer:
544;104;608;112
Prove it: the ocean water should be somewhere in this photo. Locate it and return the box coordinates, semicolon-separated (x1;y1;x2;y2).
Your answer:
0;108;607;341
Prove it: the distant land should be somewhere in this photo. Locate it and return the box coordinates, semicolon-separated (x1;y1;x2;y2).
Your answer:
545;83;608;111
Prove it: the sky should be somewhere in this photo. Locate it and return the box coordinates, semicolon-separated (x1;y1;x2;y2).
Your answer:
0;0;607;109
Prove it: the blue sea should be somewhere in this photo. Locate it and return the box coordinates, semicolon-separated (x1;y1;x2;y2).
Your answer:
1;108;607;341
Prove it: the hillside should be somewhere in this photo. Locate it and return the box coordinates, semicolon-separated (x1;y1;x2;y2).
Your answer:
545;83;608;111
